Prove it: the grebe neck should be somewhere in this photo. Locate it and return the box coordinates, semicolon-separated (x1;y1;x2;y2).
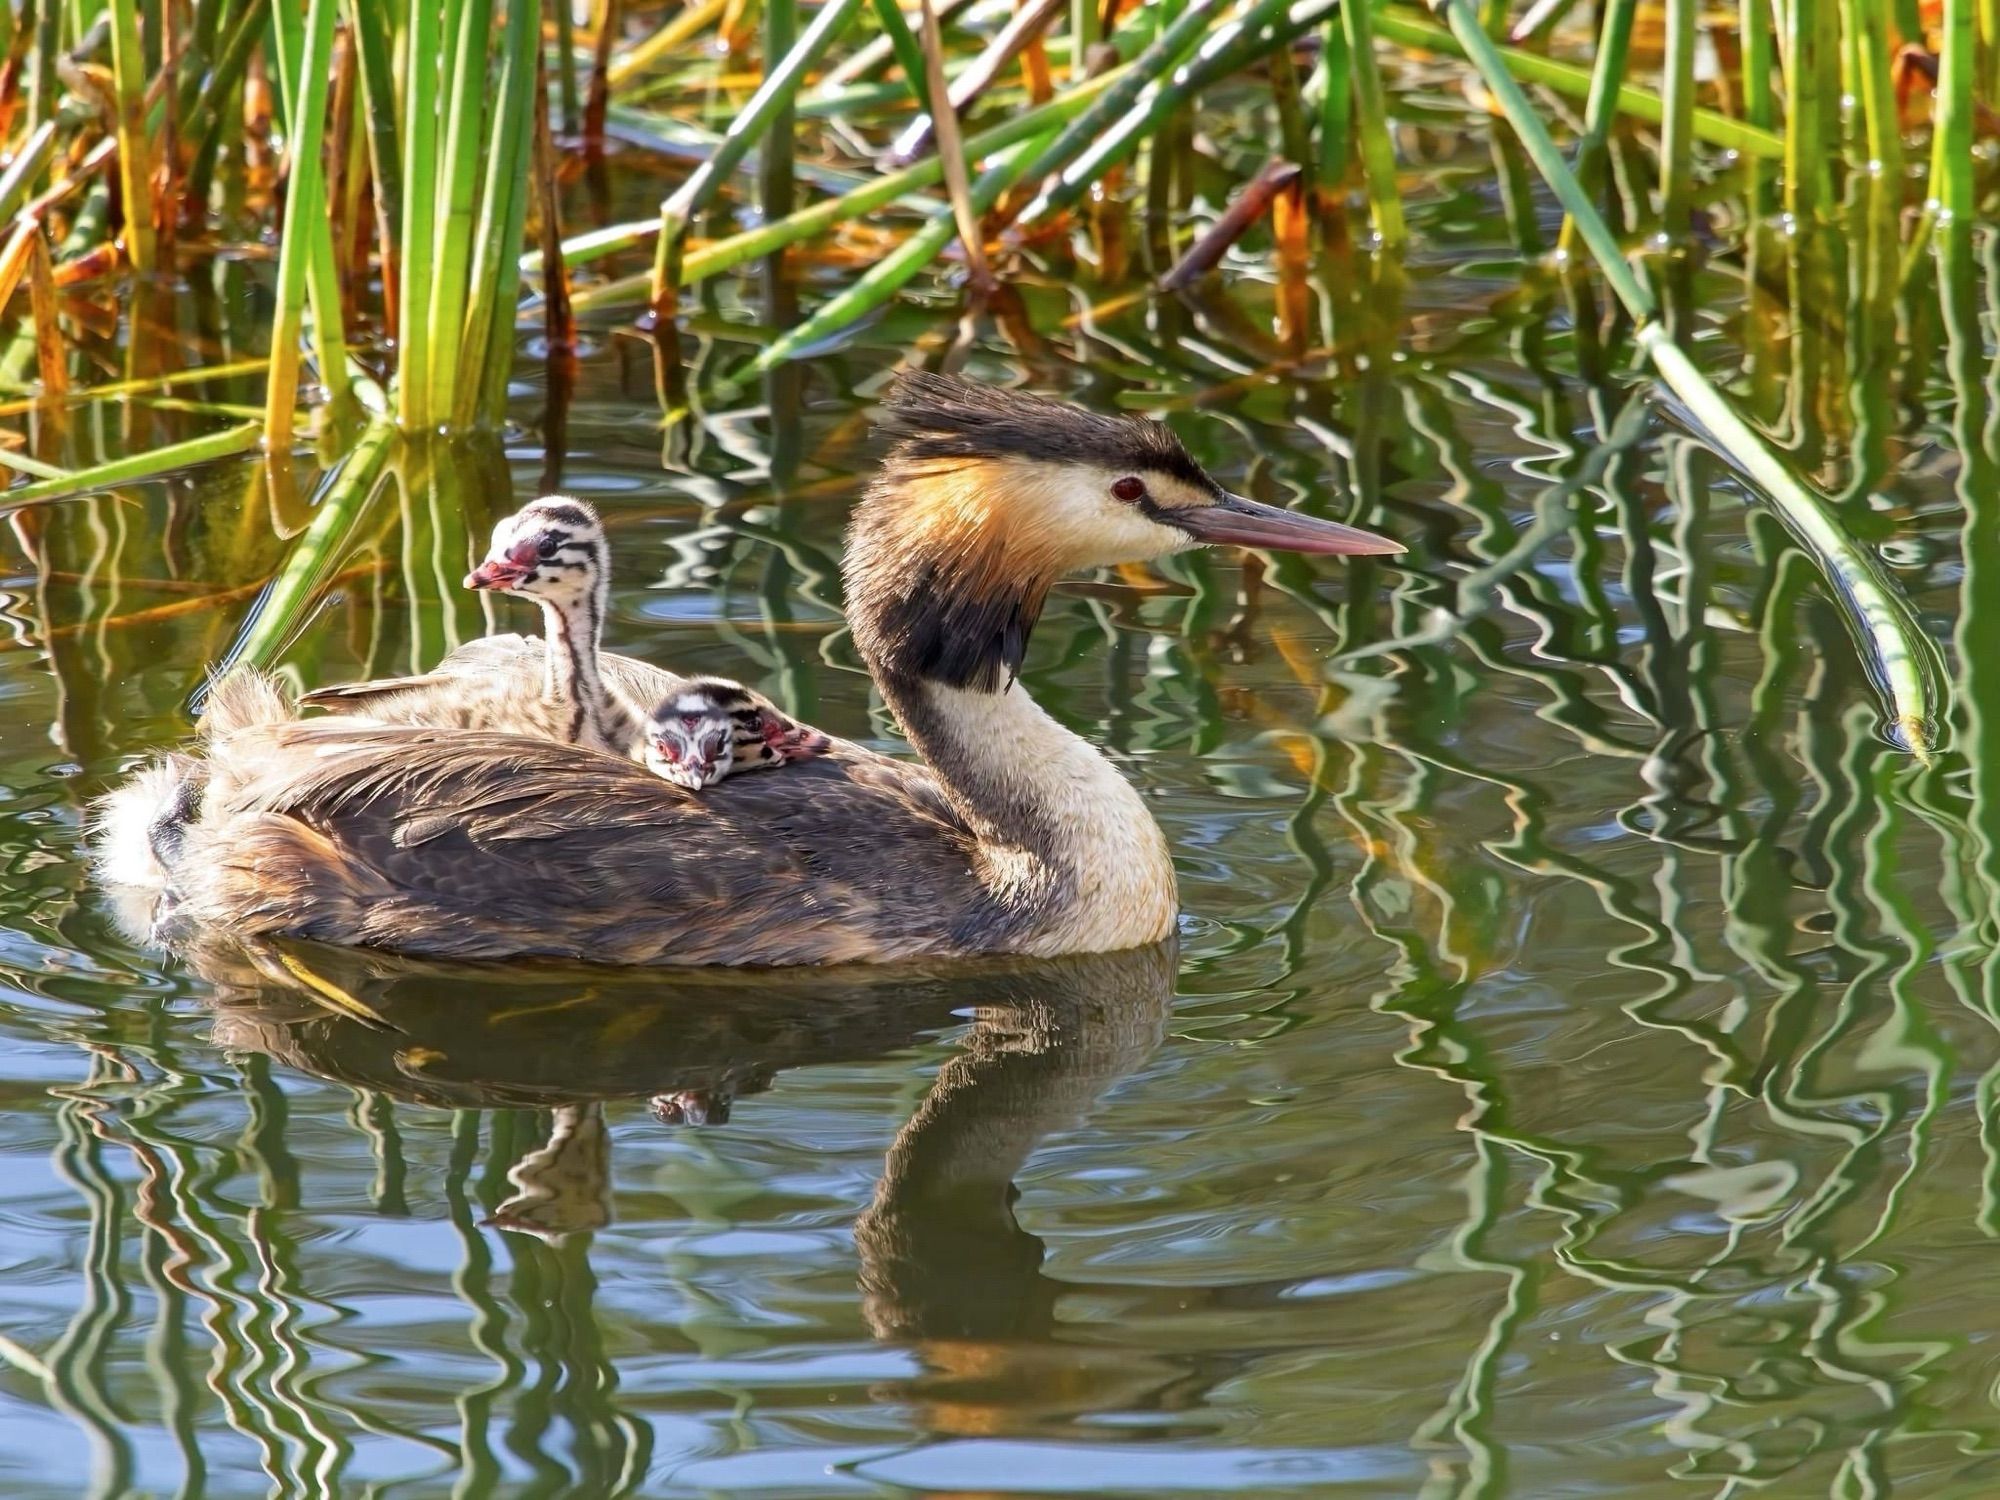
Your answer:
536;584;615;747
874;670;1176;954
848;494;1180;956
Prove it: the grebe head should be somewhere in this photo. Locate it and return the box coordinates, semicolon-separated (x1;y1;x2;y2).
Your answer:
464;497;607;606
847;373;1404;690
643;679;833;789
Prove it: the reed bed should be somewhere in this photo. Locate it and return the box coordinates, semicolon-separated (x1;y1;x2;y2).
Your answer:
0;0;1985;734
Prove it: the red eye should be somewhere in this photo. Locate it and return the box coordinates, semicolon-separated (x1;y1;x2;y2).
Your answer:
1112;475;1146;503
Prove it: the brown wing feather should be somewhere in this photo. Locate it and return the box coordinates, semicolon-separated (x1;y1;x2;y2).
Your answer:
299;672;464;708
296;637;777;759
178;722;997;966
303;635;706;717
298;635;542;712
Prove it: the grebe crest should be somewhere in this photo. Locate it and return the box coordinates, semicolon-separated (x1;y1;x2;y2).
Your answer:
643;678;832;790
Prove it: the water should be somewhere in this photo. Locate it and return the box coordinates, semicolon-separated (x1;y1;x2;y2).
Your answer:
4;146;2000;1496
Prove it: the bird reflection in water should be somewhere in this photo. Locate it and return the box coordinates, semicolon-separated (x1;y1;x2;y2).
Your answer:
186;934;1179;1440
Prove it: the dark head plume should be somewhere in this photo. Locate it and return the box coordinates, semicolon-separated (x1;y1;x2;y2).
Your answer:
879;371;1218;493
849;374;1234;693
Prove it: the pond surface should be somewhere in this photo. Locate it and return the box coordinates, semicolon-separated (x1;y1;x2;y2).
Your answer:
3;109;2000;1498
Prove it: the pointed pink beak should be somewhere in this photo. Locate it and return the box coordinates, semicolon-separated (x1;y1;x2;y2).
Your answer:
465;559;526;591
1168;493;1404;556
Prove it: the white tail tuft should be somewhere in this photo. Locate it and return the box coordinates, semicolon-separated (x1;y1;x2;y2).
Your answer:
200;667;297;738
91;669;291;903
88;757;195;892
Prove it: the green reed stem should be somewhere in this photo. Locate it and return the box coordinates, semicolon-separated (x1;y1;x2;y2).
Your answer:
1344;0;1406;246
535;75;1110;273
1819;0;1846;147
264;0;342;448
1071;0;1098;80
1739;0;1773;128
1432;0;1943;753
1844;0;1902;176
869;0;932;111
1933;0;1976;219
1660;0;1694;242
0;446;68;481
179;0;232;125
28;0;55;134
610;0;728;84
397;0;441;427
343;0;401;280
1784;0;1824;220
0;421;262;508
1316;13;1352;190
752;132;1053;370
1270;38;1313;184
0;357;266;417
272;27;357;428
1015;0;1267;223
106;0;154;273
0;123;55;225
555;0;579;129
270;0;352;410
231;421;394;668
554;67;1123;307
764;0;800;227
1941;220;2000;1000
1560;0;1634;252
183;0;267;208
59;180;111;267
1982;0;2000;107
424;0;497;424
454;0;539;430
1375;9;1782;157
649;0;871;307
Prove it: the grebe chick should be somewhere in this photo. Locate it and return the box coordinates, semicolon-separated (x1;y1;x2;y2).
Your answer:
299;497;639;754
643;679;832;789
303;499;825;788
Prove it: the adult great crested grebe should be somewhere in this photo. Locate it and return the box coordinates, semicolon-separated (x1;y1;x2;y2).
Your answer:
92;373;1401;967
298;497;826;789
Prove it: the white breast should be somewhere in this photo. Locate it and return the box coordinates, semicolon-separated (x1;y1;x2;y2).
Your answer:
919;682;1178;955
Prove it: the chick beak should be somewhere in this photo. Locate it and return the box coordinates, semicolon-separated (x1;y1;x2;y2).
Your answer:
648;738;704;790
1168;492;1404;556
464;558;526;590
780;727;833;760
